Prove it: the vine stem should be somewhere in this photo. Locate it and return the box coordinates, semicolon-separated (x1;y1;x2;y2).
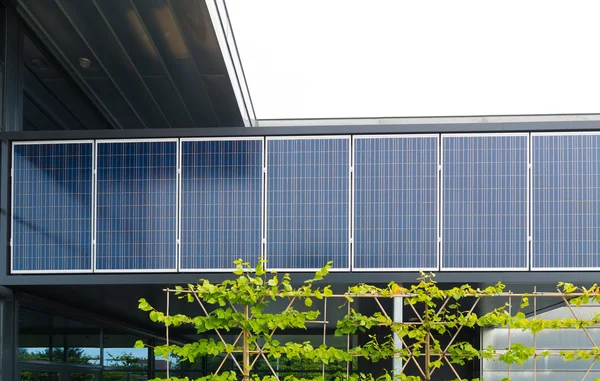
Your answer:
244;304;250;381
166;289;170;379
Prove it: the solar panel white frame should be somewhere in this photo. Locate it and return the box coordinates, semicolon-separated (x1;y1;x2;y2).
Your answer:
265;135;351;272
178;137;264;272
440;133;530;272
351;134;440;272
94;138;179;273
11;140;95;274
531;131;600;271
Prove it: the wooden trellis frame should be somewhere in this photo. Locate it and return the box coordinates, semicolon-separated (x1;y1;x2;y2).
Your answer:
159;288;600;381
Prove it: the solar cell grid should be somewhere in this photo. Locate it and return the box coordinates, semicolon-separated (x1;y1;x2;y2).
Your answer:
95;140;178;272
353;135;438;270
532;133;600;269
442;134;529;270
179;138;263;270
12;142;93;273
266;137;350;270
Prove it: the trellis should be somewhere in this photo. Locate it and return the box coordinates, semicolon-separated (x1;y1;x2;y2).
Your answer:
157;285;600;381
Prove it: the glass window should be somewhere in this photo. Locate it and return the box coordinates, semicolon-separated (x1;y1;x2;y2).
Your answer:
19;307;101;366
103;333;148;380
19;371;60;381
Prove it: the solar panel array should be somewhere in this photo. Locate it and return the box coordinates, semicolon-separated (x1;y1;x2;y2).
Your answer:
12;142;93;272
16;133;600;274
442;135;529;270
532;133;600;269
95;140;178;271
266;137;350;270
353;136;438;270
179;139;263;270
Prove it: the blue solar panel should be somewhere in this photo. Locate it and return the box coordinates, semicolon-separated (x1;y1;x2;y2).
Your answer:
353;136;438;270
95;140;177;271
442;134;528;269
266;137;350;270
12;142;93;272
180;139;263;270
532;133;600;269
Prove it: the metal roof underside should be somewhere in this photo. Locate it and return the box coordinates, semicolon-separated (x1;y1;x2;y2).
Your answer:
17;0;245;130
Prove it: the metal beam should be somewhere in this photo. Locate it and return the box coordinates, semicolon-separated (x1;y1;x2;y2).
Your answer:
1;269;600;286
2;119;600;141
3;6;23;132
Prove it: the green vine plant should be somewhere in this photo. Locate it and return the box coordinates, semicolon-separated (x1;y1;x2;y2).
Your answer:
135;259;600;381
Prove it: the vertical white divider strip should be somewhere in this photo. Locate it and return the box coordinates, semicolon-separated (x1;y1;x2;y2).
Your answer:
439;135;444;271
92;141;97;272
177;139;182;272
350;136;354;271
10;144;15;274
527;133;532;271
263;137;268;268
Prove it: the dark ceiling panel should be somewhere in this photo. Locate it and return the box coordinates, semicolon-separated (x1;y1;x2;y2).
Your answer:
144;76;195;128
86;77;145;130
132;0;219;127
18;0;245;129
24;69;83;130
44;79;109;130
20;0;109;79
93;0;166;77
22;33;109;130
55;0;171;129
169;0;227;75
23;94;62;131
22;34;62;81
203;74;244;127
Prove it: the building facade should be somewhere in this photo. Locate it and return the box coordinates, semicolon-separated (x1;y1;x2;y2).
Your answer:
2;1;600;380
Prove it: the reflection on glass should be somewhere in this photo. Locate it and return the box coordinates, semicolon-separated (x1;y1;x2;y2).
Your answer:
68;372;98;381
20;371;59;381
103;333;148;380
54;334;101;365
19;308;101;366
18;347;51;362
103;371;148;381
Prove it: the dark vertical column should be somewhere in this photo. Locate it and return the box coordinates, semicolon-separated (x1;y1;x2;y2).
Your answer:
0;139;8;278
148;338;156;379
0;4;21;281
0;287;16;381
3;5;23;132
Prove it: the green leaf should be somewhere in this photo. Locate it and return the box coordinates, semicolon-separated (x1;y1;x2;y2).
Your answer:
305;298;313;307
138;298;153;312
134;340;145;349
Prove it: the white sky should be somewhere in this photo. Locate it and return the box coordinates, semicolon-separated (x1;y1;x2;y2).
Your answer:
226;0;600;120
